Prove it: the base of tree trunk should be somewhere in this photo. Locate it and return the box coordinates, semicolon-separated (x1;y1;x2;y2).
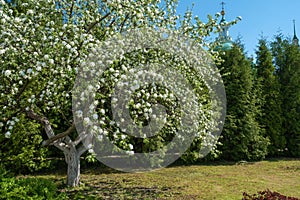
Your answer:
65;150;80;187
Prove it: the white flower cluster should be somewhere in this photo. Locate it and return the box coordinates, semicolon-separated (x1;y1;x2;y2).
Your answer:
2;117;19;138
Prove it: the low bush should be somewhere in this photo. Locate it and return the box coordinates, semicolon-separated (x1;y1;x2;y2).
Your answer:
0;165;66;200
243;189;299;200
0;116;51;174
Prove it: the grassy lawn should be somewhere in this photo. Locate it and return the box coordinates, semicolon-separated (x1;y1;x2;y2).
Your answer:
28;158;300;199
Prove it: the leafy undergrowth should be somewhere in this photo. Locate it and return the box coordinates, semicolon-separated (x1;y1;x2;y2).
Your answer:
0;165;67;200
28;158;300;199
243;189;299;200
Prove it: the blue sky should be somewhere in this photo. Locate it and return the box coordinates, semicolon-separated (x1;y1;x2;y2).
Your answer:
176;0;300;57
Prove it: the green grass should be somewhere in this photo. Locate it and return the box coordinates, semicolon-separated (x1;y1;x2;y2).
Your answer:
25;158;300;199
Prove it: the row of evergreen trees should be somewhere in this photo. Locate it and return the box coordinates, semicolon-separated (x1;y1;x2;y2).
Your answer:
217;35;300;161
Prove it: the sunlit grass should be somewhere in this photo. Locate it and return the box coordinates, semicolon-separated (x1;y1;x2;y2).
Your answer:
28;158;300;199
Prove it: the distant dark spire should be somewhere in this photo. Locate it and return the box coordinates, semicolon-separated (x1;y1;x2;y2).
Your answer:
293;20;299;46
221;2;226;22
218;2;231;41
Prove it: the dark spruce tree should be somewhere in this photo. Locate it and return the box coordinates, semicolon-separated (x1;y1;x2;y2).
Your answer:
255;39;285;156
271;35;300;157
217;44;269;161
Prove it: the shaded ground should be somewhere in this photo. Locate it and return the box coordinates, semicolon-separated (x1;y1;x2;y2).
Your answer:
26;158;300;199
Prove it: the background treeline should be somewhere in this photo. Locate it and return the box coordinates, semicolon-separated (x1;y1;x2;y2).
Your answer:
218;35;300;161
1;34;299;174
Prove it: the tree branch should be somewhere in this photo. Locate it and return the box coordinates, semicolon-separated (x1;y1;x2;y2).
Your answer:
64;135;73;146
78;145;87;157
86;12;111;33
120;14;129;33
69;0;75;19
74;131;88;146
16;79;30;104
42;123;75;146
26;109;70;152
59;109;72;126
26;109;48;125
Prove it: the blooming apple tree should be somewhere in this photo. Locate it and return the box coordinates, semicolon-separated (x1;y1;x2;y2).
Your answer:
0;0;225;186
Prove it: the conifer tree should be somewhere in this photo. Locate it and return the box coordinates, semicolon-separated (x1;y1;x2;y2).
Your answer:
218;44;269;161
255;39;285;156
271;36;300;157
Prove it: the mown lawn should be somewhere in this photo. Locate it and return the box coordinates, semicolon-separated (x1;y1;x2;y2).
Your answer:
28;158;300;199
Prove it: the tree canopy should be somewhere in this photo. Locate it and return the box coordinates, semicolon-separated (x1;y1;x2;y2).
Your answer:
0;0;225;186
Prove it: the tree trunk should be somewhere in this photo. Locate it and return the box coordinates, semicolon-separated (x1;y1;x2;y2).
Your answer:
26;110;87;187
65;147;81;187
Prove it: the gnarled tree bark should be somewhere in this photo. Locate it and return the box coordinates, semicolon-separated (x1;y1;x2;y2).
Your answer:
65;145;81;187
26;109;88;187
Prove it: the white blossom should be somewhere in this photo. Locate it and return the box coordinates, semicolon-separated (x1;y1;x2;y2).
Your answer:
5;131;11;138
66;44;71;49
97;134;103;141
19;70;25;77
88;148;94;154
0;49;6;54
100;109;105;115
76;110;83;118
129;144;133;150
83;117;92;126
27;68;33;74
92;113;98;120
4;70;11;77
13;117;19;122
27;10;34;15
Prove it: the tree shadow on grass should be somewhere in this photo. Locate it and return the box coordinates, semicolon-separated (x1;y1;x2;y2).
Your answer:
264;157;300;162
60;179;181;200
168;159;240;168
46;162;182;199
